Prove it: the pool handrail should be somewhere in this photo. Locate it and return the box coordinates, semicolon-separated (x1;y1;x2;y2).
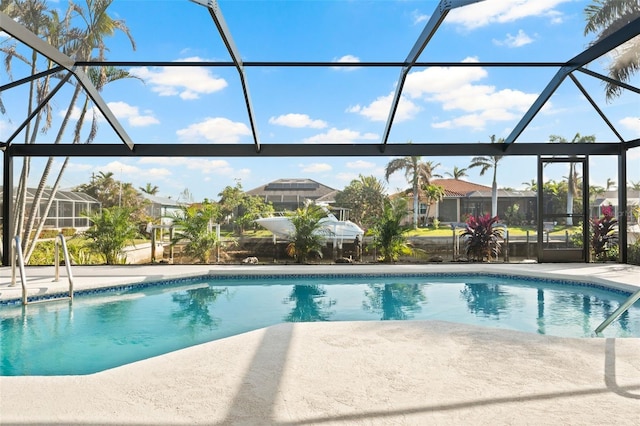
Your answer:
595;288;640;334
10;233;74;305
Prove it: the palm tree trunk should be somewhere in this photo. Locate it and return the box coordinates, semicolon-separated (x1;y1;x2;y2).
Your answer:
566;163;575;226
491;167;498;217
413;184;419;229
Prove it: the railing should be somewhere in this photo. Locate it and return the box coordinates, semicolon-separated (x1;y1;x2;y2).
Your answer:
595;288;640;334
10;234;74;305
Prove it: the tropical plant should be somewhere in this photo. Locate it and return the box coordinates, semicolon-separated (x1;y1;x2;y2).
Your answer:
422;184;446;223
549;133;595;225
139;183;159;195
590;205;618;261
445;166;469;180
369;197;412;263
584;0;640;100
218;180;274;234
171;202;221;263
629;180;640;191
460;214;504;262
363;283;425;320
385;153;439;229
334;174;386;230
469;135;503;217
83;206;139;264
2;0;138;263
285;203;328;263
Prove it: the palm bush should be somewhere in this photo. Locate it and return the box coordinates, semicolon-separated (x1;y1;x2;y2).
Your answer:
84;207;139;264
461;214;504;262
171;202;221;263
285;204;328;263
369;198;412;263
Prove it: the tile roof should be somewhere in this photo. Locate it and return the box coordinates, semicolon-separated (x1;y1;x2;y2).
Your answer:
430;179;491;197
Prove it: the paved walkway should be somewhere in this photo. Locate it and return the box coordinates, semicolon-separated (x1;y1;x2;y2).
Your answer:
1;263;639;425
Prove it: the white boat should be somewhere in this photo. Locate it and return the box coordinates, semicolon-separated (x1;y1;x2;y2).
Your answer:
255;208;364;242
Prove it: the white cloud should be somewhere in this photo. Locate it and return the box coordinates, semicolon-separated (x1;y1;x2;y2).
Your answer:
139;157;236;175
493;29;534;48
302;127;378;144
107;102;159;127
348;93;421;122
99;161;141;176
447;0;570;30
129;57;228;100
332;54;361;71
176;117;251;143
300;162;332;173
620;116;640;134
346;160;375;169
269;113;327;128
411;10;429;25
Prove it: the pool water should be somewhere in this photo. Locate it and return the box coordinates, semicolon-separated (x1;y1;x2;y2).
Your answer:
2;274;639;376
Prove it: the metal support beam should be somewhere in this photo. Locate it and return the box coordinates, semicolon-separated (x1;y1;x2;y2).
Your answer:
190;0;261;152
5;72;72;145
577;67;640;95
505;16;640;146
568;73;625;142
618;147;627;263
2;151;13;266
380;0;485;150
0;11;134;150
7;142;622;158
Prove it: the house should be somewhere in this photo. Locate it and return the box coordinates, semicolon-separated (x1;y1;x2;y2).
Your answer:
399;179;537;225
141;193;183;225
0;186;101;230
590;189;640;222
245;178;337;212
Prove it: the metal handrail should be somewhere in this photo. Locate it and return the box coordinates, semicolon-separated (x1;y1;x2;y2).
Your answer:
595;288;640;334
54;233;74;301
10;235;28;305
10;233;74;305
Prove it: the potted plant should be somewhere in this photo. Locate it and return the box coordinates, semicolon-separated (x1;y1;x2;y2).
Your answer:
460;214;505;262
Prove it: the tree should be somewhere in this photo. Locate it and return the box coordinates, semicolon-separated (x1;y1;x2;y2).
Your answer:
584;0;640;100
334;174;386;230
549;133;595;225
629;180;640;191
605;178;616;191
218;180;274;234
2;0;137;262
445;166;469;180
469;135;503;217
422;184;446;222
83;206;139;264
285;203;327;264
171;201;221;263
522;179;537;191
369;197;412;263
139;183;159;195
385;154;439;229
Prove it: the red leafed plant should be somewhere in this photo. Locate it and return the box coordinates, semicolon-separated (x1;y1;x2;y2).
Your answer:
590;205;618;261
460;214;505;262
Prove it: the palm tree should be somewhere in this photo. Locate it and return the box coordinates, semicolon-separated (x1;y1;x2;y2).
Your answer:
522;179;537;191
629;180;640;191
549;133;595;225
385;154;439;229
605;178;616;191
584;0;640;100
445;166;469;180
469;135;503;217
4;0;137;262
369;197;411;263
140;183;160;195
422;184;446;222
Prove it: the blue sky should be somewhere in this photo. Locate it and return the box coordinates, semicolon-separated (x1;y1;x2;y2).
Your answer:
1;0;639;201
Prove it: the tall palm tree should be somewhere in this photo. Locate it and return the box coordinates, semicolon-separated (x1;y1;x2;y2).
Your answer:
469;135;503;217
385;155;439;229
584;0;640;100
16;1;137;261
549;133;595;226
445;166;469;180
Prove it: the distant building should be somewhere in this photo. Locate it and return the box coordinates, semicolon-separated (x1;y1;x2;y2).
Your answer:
0;186;100;230
141;193;183;225
591;190;640;222
396;179;537;225
245;178;337;211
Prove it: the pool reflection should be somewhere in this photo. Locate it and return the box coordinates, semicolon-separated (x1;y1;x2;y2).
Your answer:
363;283;425;320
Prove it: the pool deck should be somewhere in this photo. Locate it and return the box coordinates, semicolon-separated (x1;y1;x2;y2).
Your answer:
1;263;640;425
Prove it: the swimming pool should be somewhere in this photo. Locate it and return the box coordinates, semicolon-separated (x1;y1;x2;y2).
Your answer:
2;273;639;376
